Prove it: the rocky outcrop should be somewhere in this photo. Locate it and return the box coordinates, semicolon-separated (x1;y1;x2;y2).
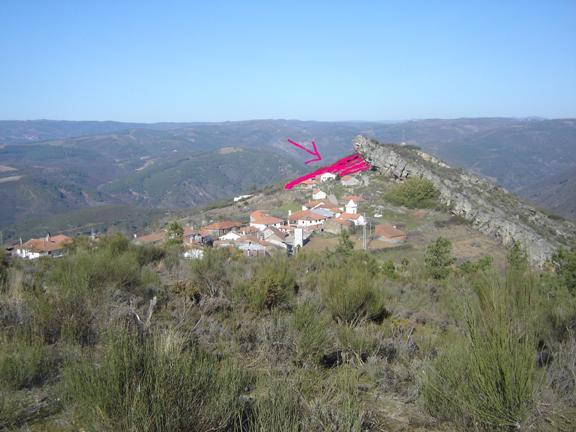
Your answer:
354;135;576;265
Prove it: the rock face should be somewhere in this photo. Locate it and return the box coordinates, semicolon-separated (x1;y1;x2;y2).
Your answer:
354;135;576;265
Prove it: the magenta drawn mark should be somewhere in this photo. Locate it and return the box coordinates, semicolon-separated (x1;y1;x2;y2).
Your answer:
284;153;371;190
287;138;322;164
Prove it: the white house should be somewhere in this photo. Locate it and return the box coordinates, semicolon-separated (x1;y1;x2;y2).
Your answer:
288;210;327;228
249;211;285;231
345;199;358;215
340;175;361;186
340;212;366;226
15;234;72;260
312;189;327;200
319;172;337;182
219;231;242;241
233;194;253;202
258;227;289;249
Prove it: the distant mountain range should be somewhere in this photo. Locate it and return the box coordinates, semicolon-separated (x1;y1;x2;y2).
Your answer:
1;118;574;240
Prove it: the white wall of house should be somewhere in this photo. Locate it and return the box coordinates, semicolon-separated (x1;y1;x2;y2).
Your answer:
345;200;358;214
183;249;204;259
352;215;366;226
295;219;324;227
15;248;43;260
219;231;242;241
319;172;337;182
312;190;327;200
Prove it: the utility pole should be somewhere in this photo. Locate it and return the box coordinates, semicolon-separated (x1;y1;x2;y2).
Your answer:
363;213;367;250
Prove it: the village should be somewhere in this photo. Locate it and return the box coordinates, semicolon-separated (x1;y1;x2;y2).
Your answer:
12;173;407;261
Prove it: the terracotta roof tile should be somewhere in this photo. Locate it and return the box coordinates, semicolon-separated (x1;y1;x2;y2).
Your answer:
375;224;406;239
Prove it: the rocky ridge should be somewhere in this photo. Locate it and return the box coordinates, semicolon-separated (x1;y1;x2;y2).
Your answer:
354;135;576;265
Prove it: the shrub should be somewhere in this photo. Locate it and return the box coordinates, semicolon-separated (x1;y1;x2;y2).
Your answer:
246;256;297;310
248;378;301;431
292;302;333;363
425;237;455;280
385;176;439;208
552;248;576;294
63;325;249;431
458;255;493;275
422;271;538;430
320;266;386;325
189;248;232;297
0;337;59;390
0;250;8;289
165;221;184;245
507;241;528;271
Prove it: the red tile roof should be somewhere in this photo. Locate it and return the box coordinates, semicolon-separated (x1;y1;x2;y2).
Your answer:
289;210;327;222
340;212;361;220
375;224;406;239
250;211;284;225
238;225;259;235
20;234;72;253
204;220;242;231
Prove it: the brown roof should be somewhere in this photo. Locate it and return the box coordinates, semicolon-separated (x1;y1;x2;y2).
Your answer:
340;212;361;220
304;200;341;212
204;220;242;231
375;224;406;239
183;226;195;236
289;210;327;222
20;234;72;253
238;225;259;235
250;211;284;225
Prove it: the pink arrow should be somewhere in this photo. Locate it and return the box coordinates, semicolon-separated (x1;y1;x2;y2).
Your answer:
287;138;322;164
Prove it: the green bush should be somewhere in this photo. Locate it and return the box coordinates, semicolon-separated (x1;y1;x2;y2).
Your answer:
292;302;333;363
245;256;296;310
552;247;576;294
31;235;154;345
189;248;232;297
320;266;386;325
422;271;538;430
63;325;249;431
425;237;455;280
385;176;440;208
248;378;301;431
0;337;59;390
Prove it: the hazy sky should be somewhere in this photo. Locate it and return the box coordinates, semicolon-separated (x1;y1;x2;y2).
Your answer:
1;0;575;122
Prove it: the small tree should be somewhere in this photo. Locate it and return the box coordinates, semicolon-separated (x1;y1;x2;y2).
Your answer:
335;230;354;256
165;221;184;245
425;237;455;280
507;241;528;272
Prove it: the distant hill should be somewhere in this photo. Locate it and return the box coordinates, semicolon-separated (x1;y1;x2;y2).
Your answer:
521;167;576;219
1;118;574;241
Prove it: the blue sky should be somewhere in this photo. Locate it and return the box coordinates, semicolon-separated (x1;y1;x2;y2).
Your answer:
1;0;575;121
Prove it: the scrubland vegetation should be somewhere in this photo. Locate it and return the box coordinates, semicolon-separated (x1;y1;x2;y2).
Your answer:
0;233;575;431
